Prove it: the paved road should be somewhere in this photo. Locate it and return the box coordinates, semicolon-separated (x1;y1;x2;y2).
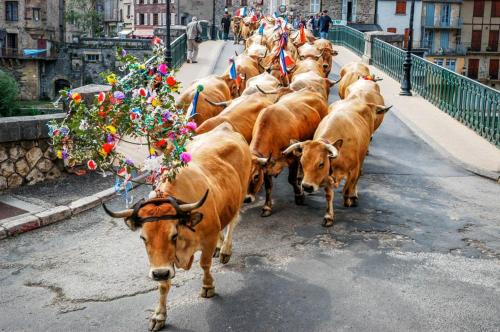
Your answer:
1;42;499;332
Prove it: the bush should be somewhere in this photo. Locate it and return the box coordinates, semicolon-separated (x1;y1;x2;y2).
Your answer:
0;70;20;117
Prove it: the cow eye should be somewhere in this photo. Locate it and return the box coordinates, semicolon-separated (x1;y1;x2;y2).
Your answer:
253;173;260;182
318;162;324;169
172;233;178;242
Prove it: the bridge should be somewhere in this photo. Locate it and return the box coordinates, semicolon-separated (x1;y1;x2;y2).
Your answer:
0;29;499;331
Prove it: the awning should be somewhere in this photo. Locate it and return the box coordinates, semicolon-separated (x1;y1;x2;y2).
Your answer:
23;49;47;56
133;29;155;38
118;29;133;36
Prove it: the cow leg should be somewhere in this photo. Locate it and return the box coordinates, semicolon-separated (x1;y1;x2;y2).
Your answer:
322;185;335;227
149;280;171;331
220;214;240;264
213;231;224;258
343;168;360;207
288;161;305;205
200;248;216;298
261;174;273;217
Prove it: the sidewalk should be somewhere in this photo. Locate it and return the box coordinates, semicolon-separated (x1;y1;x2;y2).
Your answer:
334;46;500;181
0;40;226;240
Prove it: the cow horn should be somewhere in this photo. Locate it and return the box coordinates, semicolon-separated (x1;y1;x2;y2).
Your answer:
177;190;209;212
324;143;339;159
328;78;340;86
283;142;303;155
256;85;279;94
206;99;231;107
258;49;268;59
102;204;134;218
374;76;383;82
235;50;239;57
376;105;392;114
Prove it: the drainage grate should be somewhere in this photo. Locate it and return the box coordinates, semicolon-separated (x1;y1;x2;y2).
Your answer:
0;202;28;220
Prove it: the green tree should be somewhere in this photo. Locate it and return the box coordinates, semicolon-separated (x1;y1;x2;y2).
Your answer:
0;70;20;117
66;0;104;37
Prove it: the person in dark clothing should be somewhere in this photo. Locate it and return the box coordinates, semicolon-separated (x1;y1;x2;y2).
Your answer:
318;10;333;39
221;13;231;41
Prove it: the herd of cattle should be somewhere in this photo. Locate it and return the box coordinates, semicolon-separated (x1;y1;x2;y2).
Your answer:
104;16;391;331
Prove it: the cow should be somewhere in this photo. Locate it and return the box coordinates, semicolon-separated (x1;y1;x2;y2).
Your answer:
290;28;316;47
291;57;326;78
313;39;338;75
103;123;252;331
225;53;261;93
282;100;391;227
296;43;333;76
196;94;274;143
245;34;268;50
232;17;243;44
337;62;371;99
177;74;243;125
247;87;329;216
242;71;282;96
290;71;338;100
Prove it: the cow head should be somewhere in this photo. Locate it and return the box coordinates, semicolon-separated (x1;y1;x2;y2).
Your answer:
246;155;266;202
283;139;343;193
103;191;209;281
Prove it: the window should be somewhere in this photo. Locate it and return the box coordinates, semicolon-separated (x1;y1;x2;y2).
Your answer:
492;1;500;17
153;13;158;25
396;1;406;14
32;8;40;21
471;30;482;51
440;4;450;26
86;54;100;62
139;13;145;25
434;58;444;66
6;1;19;21
225;0;232;7
490;59;499;79
473;0;484;17
446;59;456;71
241;0;248;6
488;30;499;51
387;27;397;33
468;59;479;79
6;33;18;53
138;0;144;4
310;0;320;13
127;5;131;17
153;0;158;3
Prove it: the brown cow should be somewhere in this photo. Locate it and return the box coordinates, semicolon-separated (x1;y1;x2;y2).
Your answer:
247;87;328;216
196;94;274;143
283;100;390;227
290;71;338;100
344;78;386;131
337;62;372;99
232;17;243;44
290;28;316;47
103;123;252;331
291;58;326;78
242;71;281;96
313;39;338;75
177;74;242;125
224;53;261;94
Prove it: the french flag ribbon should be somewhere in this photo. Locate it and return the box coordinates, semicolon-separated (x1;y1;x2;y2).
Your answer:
235;7;247;17
258;22;266;35
279;32;288;50
229;58;241;85
188;89;200;118
279;47;295;77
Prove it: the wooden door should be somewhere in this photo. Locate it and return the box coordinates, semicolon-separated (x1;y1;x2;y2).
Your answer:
471;30;482;51
488;30;499;51
489;59;499;79
468;58;479;79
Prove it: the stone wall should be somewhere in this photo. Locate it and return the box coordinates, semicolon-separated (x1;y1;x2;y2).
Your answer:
0;114;66;191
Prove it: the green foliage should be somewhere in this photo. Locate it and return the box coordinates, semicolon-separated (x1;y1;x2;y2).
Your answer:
65;0;103;37
0;70;20;117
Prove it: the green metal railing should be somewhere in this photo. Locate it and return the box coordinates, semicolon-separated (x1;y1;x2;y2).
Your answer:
171;34;187;69
328;25;365;56
331;26;500;147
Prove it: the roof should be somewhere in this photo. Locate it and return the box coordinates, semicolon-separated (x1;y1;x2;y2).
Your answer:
347;23;382;32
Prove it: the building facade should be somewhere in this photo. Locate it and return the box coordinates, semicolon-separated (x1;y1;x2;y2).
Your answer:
134;0;175;37
461;0;500;88
286;0;376;25
377;0;423;45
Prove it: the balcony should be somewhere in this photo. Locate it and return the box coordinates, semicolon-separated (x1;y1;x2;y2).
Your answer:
422;16;463;29
462;42;500;53
419;42;467;56
0;48;58;60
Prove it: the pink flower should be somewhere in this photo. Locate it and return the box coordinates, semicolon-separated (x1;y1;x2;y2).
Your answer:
186;121;197;131
157;63;168;75
180;152;191;164
180;128;189;135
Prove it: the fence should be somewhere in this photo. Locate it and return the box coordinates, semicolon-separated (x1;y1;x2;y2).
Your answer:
328;25;365;56
331;26;500;147
170;33;187;69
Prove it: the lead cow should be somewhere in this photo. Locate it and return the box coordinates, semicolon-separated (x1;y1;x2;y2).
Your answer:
103;123;252;331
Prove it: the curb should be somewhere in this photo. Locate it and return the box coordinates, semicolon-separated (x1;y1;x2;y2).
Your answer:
390;109;500;183
0;174;148;240
208;41;227;75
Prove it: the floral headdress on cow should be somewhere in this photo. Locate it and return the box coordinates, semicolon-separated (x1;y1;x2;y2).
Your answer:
48;37;196;199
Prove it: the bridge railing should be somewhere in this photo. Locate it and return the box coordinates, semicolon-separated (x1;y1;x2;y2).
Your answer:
171;33;187;69
328;25;365;56
329;26;500;147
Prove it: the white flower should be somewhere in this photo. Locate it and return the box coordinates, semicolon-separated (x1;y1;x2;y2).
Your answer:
79;119;89;131
141;155;163;173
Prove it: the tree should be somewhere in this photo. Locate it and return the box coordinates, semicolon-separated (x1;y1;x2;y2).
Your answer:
66;0;104;37
0;70;20;117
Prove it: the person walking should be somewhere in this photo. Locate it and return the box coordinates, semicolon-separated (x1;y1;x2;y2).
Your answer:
318;10;332;39
221;13;231;41
186;16;202;63
306;15;315;31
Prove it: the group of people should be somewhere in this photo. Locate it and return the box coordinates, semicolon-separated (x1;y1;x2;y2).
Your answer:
305;10;334;39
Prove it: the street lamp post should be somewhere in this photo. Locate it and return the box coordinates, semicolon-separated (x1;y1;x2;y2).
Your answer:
400;0;415;96
211;0;217;40
165;0;172;66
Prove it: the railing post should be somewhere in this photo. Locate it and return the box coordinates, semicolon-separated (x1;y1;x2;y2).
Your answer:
362;32;372;65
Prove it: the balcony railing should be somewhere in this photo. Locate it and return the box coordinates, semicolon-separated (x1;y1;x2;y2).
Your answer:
418;42;468;55
422;16;463;29
0;47;58;59
329;25;500;147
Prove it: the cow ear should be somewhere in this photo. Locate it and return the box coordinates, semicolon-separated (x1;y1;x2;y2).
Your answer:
188;212;204;228
124;219;140;231
333;139;343;150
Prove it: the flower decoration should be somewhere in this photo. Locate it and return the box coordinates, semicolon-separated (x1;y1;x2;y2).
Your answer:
48;38;192;188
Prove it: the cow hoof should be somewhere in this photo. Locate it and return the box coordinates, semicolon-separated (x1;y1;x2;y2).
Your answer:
295;194;305;205
351;197;359;207
322;217;334;227
220;253;231;264
148;312;166;331
213;247;221;258
261;208;272;217
200;286;215;298
344;197;353;207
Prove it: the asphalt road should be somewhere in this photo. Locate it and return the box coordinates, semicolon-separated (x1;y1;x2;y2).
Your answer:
1;42;499;332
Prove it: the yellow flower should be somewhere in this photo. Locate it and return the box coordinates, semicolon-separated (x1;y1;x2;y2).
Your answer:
139;64;146;70
149;147;156;155
105;125;117;134
106;74;117;85
151;98;161;107
99;148;108;157
56;150;63;159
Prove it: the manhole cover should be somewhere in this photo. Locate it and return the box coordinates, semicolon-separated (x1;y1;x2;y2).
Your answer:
0;202;28;220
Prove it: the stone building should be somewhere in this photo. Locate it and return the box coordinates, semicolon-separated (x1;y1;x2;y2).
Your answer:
461;0;500;89
286;0;377;25
133;0;175;37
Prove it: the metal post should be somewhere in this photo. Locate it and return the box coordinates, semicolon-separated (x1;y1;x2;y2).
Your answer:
400;0;415;96
211;0;216;40
165;0;172;66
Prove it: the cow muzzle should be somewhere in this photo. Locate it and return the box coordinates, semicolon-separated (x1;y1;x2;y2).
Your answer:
302;182;317;193
150;266;175;281
244;194;256;203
